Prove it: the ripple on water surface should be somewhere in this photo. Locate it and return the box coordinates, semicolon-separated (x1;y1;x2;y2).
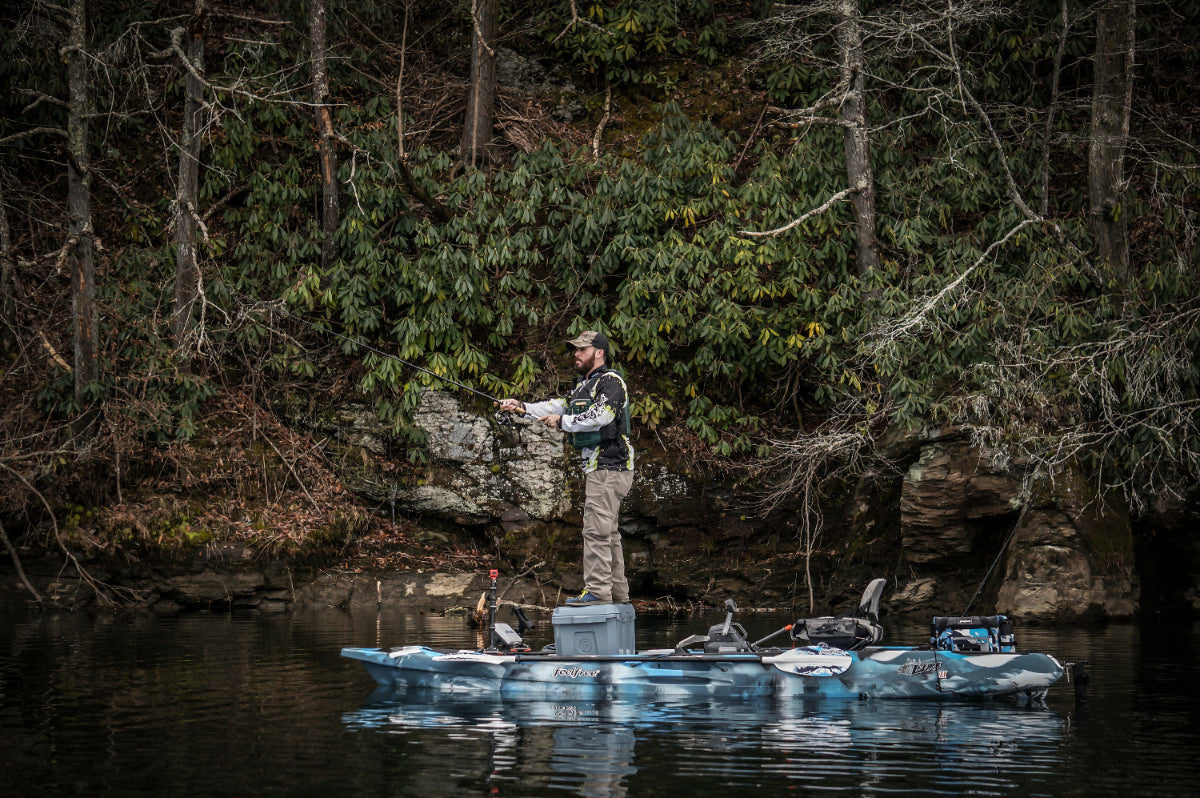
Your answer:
4;608;1200;797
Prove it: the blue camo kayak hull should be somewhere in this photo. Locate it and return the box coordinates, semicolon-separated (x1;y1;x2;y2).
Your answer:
341;645;1063;702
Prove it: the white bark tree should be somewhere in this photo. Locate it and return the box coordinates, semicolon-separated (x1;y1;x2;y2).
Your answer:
172;0;206;355
310;0;340;268
743;0;1018;277
836;0;878;276
1088;0;1136;284
742;0;879;278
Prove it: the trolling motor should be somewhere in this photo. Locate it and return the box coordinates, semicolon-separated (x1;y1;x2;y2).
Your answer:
484;568;529;652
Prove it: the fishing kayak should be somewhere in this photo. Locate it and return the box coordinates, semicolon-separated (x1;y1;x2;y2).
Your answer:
341;643;1062;702
342;575;1065;704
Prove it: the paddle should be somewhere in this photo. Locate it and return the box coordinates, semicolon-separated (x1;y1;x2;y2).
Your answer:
762;647;853;677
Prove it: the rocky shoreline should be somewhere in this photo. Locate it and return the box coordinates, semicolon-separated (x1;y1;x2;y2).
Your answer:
4;387;1196;621
290;389;1178;623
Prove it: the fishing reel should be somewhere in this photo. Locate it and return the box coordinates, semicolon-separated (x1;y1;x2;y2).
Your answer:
493;410;527;445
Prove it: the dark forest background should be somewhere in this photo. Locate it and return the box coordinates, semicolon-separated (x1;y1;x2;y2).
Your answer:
1;1;1196;590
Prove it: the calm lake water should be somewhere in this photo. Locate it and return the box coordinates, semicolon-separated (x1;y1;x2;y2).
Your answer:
2;602;1198;797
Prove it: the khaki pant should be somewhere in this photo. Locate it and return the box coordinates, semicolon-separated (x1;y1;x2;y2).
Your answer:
581;469;634;602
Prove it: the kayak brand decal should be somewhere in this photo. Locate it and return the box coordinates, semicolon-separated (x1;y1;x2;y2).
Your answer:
553;666;601;678
898;661;940;677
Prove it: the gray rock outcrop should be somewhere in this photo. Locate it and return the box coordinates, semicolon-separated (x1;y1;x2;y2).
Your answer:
895;436;1138;621
307;393;1142;621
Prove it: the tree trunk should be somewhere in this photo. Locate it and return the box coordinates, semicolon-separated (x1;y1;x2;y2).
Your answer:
173;1;206;354
1088;0;1136;284
0;169;14;352
310;0;340;268
394;2;452;222
460;0;498;169
837;0;878;277
67;0;98;436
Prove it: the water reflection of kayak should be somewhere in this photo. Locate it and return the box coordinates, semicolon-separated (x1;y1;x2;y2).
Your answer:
342;688;1067;754
342;685;1069;797
342;575;1065;704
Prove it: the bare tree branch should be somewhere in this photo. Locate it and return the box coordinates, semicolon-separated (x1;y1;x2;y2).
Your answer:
0;461;142;607
739;184;861;237
1040;0;1071;216
0;518;43;604
553;0;616;44
956;302;1200;513
0;126;68;147
754;417;878;612
470;0;496;59
396;1;411;163
869;218;1040;342
164;26;332;109
591;83;611;159
14;88;69;110
241;411;318;508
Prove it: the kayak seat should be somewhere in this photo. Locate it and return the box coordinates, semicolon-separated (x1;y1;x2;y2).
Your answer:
790;578;886;651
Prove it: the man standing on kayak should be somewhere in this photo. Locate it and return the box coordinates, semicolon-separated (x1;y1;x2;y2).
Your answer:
497;331;634;606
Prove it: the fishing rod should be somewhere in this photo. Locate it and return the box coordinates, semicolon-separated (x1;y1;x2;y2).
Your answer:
959;502;1029;617
243;294;515;408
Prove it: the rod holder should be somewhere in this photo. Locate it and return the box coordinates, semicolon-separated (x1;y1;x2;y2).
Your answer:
487;568;499;650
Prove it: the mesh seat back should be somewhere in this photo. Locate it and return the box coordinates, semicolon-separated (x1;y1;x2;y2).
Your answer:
793;616;881;651
790;578;887;651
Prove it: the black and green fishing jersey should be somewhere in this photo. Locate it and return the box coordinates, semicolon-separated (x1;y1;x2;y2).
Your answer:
523;367;634;473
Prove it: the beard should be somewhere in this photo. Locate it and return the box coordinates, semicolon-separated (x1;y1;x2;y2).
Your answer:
575;350;601;375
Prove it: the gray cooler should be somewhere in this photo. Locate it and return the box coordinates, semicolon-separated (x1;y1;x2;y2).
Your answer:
552;603;637;656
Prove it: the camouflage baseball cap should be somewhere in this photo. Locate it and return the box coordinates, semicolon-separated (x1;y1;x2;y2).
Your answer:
566;330;610;353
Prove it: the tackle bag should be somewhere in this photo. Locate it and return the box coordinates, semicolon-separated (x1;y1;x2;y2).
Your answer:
930;615;1015;653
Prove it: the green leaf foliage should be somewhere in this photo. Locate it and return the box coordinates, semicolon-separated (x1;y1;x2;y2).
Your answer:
3;0;1196;507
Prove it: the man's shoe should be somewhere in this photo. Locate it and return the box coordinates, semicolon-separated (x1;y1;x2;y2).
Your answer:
565;590;604;605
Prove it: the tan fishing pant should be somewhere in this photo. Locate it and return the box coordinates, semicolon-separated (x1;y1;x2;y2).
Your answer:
581;469;634;602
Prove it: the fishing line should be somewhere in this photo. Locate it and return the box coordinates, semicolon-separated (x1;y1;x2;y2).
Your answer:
959;501;1029;617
